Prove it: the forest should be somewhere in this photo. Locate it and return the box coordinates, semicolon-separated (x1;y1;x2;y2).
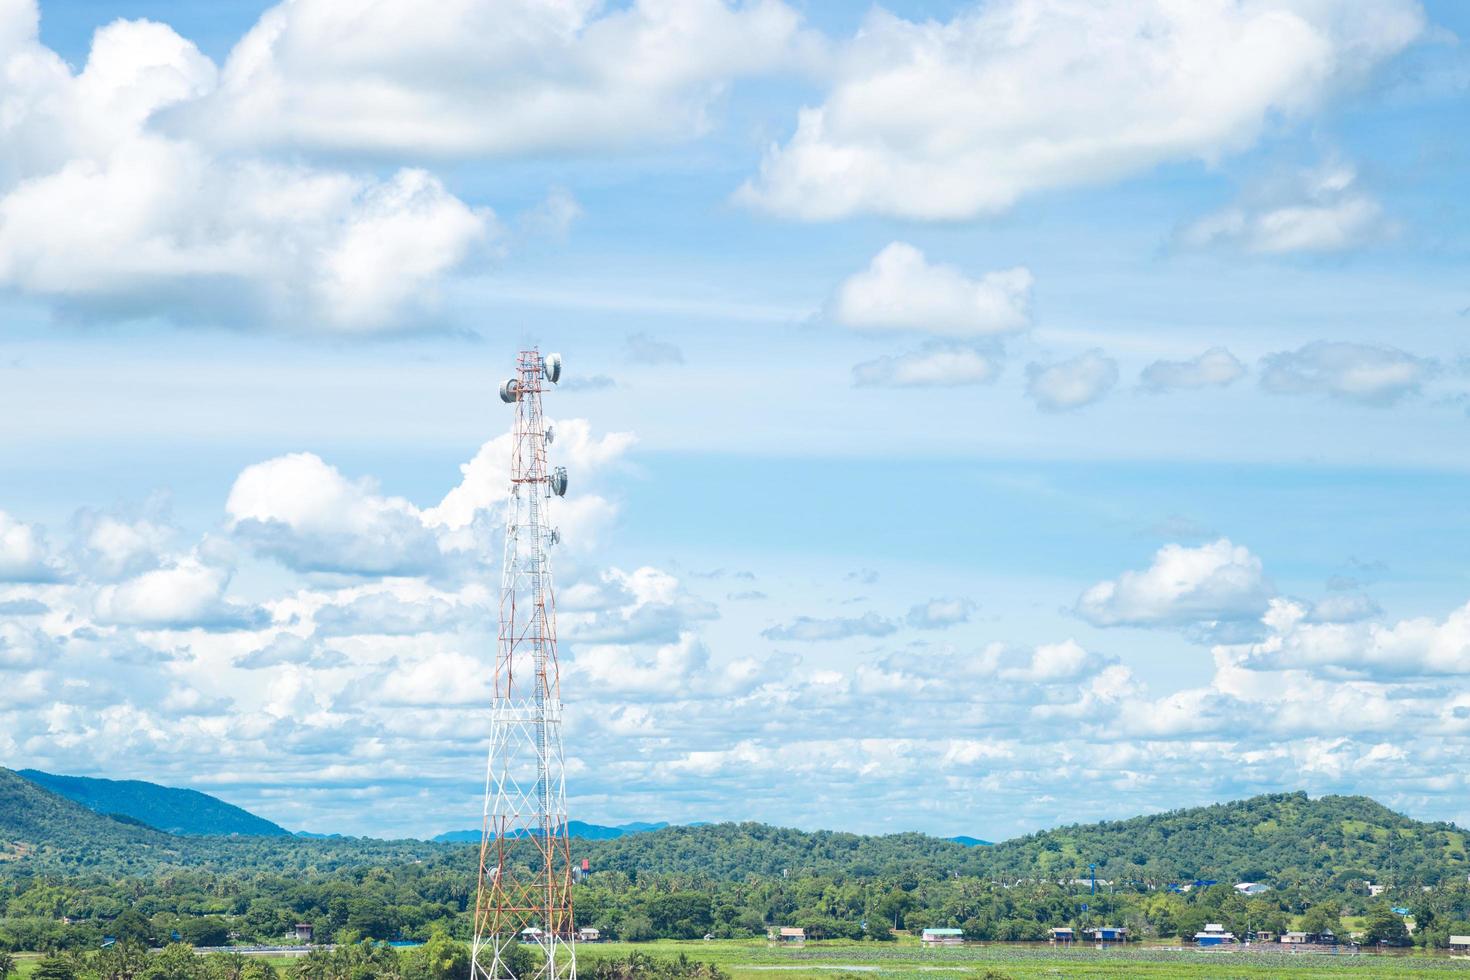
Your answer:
6;768;1470;954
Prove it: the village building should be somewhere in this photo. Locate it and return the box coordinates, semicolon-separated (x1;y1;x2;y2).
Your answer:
1195;923;1236;947
1048;927;1075;945
577;927;600;942
920;928;964;946
293;924;314;943
1234;882;1271;896
1085;926;1126;945
768;927;805;945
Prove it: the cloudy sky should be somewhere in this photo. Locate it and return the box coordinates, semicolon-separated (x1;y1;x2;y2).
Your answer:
3;0;1470;841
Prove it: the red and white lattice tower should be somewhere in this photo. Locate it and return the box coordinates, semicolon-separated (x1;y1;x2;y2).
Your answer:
471;348;575;980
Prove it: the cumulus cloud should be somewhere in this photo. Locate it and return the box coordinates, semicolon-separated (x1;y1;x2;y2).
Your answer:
1180;162;1388;254
93;556;267;630
562;567;719;646
1077;538;1272;631
69;506;175;581
1260;341;1434;405
181;0;817;158
314;591;477;637
1139;348;1246;393
0;510;62;582
1025;349;1118;412
852;343;1001;388
567;633;763;700
227;453;443;576
235;632;347;670
762;612;895;642
998;639;1108;683
738;0;1424;220
0;5;492;332
831;244;1031;337
1234;597;1470;678
905;597;976;629
224;419;633;581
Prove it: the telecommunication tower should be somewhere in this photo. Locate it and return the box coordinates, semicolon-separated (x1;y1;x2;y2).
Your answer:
471;348;575;980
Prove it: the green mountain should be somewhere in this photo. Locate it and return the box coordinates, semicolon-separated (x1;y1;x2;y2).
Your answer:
975;791;1470;887
4;770;1465;893
19;769;290;837
0;767;187;873
0;767;442;876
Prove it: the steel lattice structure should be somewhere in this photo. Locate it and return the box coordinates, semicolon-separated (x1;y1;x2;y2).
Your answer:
471;349;575;980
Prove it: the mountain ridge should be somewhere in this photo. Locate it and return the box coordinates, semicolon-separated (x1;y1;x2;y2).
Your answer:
19;768;291;837
3;766;1465;889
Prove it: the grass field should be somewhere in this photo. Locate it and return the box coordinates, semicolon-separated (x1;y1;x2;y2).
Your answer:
10;938;1470;979
575;938;1470;980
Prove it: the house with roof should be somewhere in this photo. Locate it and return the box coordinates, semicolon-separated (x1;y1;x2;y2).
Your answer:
920;928;964;946
1195;924;1236;947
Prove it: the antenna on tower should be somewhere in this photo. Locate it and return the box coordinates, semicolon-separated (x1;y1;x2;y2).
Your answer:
472;349;577;980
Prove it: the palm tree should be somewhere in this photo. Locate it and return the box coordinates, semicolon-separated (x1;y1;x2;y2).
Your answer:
0;951;16;980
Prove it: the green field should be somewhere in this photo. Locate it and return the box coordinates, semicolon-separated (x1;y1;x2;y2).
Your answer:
10;939;1469;980
571;939;1470;979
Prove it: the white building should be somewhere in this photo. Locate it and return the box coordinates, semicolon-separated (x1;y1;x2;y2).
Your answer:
1234;882;1271;896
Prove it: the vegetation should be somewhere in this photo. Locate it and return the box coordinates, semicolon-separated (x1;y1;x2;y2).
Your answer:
7;769;1470;958
17;772;290;838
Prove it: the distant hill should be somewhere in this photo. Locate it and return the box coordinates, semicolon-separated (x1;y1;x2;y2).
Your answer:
0;766;444;876
0;767;185;873
949;835;993;847
976;792;1470;887
19;769;290;837
432;820;670;843
577;822;980;880
4;770;1466;891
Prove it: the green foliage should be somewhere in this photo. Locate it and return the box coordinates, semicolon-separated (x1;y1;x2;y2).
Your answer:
1362;905;1411;946
180;916;231;947
977;792;1469;888
410;930;467;980
581;951;728;980
33;953;79;980
0;950;14;980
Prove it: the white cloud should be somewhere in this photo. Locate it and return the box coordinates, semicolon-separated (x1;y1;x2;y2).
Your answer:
0;509;62;582
231;632;344;670
1237;597;1470;678
1139;347;1246;393
1077;538;1272;630
70;506;175;581
425;419;635;533
762;612;895;642
905;597;976;629
852;343;1001;388
0;6;492;332
93;555;266;630
182;0;817;158
227;453;442;575
738;0;1424;220
998;639;1106;682
831;243;1031;337
1180;162;1388;253
1025;349;1118;412
1260;341;1434;405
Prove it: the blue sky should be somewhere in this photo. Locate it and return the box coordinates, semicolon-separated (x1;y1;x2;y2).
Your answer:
2;0;1470;840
